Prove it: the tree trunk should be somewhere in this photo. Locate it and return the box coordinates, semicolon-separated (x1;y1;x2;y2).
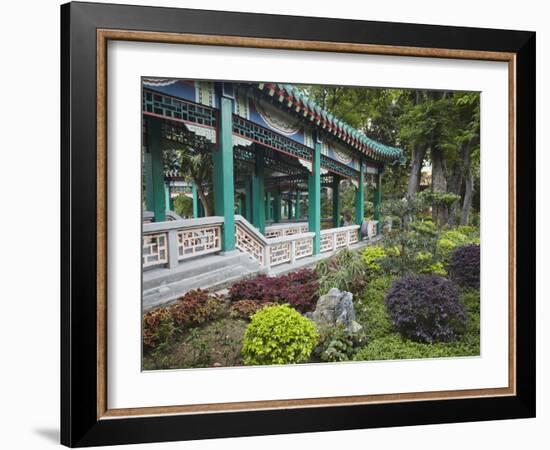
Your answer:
461;155;474;225
431;146;448;226
197;186;210;217
407;144;426;198
447;172;463;226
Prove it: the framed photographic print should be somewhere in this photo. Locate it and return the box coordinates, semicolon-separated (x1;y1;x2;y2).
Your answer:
60;1;536;447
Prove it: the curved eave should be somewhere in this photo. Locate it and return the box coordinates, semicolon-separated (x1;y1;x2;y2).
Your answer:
257;82;404;164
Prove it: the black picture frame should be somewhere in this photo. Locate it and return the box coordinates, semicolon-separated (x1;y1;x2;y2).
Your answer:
61;1;536;447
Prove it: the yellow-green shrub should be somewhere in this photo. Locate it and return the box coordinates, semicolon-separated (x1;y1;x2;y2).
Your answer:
361;246;387;274
242;305;319;365
437;230;471;260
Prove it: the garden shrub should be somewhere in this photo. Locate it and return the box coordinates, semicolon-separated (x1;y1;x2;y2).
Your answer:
437;229;470;260
229;300;274;320
241;305;319;365
228;269;318;313
142;289;226;353
448;244;480;289
356;276;394;341
143;308;176;352
316;248;367;296
385;275;467;343
169;289;226;328
361;246;387;275
313;324;367;362
416;251;447;276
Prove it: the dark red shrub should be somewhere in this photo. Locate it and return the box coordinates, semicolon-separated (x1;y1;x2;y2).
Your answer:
385;275;466;343
228;269;319;313
448;244;480;289
169;289;225;328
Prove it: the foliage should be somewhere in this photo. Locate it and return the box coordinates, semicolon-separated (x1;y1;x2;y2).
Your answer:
142;308;176;352
228;269;318;313
361;246;387;275
142;289;226;353
229;300;274;320
172;194;193;218
415;251;447;276
448;244;480;289
169;289;226;328
381;195;427;230
142;318;248;370
313;324;367;362
437;229;474;261
379;223;439;276
353;332;479;361
385;275;467;343
355;277;395;341
241;305;319;365
315;248;367;296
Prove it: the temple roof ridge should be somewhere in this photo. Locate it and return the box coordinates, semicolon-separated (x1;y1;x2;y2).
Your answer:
256;82;405;164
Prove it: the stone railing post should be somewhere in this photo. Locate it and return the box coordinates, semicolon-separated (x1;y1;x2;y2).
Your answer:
167;229;179;269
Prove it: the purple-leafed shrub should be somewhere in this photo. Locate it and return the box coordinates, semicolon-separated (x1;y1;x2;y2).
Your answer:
448;244;480;289
385;275;466;343
228;269;319;313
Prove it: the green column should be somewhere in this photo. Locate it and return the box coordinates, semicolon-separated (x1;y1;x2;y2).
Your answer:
237;194;244;216
266;191;273;221
191;183;199;218
212;90;235;251
252;147;266;234
333;176;340;228
273;189;281;223
373;171;383;234
355;159;365;229
308;135;321;254
244;179;252;222
295;190;301;220
287;199;293;220
145;117;166;222
164;183;171;212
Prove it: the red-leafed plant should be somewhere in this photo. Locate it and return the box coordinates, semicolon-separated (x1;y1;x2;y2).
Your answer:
228;269;319;313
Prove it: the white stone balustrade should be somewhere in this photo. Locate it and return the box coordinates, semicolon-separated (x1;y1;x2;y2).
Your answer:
142;215;375;271
265;222;309;239
142;217;223;269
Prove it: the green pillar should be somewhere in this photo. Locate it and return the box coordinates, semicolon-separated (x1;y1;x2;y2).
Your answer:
288;199;293;220
295;190;301;220
237;194;244;216
308;135;321;254
191;183;199;218
333;176;340;228
244;179;252;222
212;90;235;251
145;117;166;222
373;171;382;234
164;183;171;212
273;189;281;223
355;160;365;224
266;191;273;221
252;147;266;234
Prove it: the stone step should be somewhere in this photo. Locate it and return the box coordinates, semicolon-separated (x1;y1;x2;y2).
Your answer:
143;263;263;311
143;250;256;291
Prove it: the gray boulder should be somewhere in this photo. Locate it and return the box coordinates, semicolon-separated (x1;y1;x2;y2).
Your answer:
311;288;363;334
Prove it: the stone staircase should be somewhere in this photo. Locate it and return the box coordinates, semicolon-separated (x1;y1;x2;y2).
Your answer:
143;250;263;311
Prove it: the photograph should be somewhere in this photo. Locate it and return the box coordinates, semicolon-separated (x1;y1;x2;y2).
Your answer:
141;78;481;370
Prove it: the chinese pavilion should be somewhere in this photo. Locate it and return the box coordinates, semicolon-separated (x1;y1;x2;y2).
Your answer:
142;79;404;308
